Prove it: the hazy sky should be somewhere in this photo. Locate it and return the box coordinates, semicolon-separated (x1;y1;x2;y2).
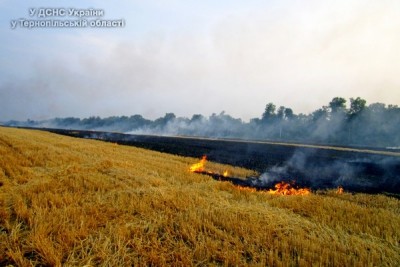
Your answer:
1;0;400;121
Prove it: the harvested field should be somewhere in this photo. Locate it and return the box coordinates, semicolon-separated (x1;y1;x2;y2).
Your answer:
0;127;399;266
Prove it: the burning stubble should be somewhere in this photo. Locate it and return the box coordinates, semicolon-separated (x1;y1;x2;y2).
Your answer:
189;156;311;196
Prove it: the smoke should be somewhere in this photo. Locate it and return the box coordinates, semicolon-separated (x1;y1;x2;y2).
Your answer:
128;112;247;138
5;99;400;149
252;149;400;193
2;1;400;122
256;166;289;185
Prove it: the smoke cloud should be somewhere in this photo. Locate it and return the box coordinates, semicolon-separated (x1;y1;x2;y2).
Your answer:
252;149;400;193
1;1;400;121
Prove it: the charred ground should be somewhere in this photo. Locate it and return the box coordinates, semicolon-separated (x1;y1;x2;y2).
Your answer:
33;127;400;195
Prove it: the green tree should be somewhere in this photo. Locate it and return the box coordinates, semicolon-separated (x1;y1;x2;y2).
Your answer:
312;106;329;121
349;97;366;116
262;103;276;122
284;108;294;120
368;103;386;113
277;106;286;120
154;113;176;127
329;97;347;113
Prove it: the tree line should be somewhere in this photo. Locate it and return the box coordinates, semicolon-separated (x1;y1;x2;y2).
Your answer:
4;97;400;148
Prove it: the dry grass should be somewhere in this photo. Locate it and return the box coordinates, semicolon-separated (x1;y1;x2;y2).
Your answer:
0;126;399;266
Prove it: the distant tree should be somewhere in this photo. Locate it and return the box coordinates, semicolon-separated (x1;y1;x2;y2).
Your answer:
129;114;145;121
368;103;386;113
387;105;400;146
329;97;347;113
250;118;261;124
346;98;366;144
53;117;80;126
128;115;150;130
81;116;103;128
164;113;176;121
262;103;276;122
312;106;329;121
277;106;286;120
190;114;204;122
154;113;176;128
284;108;294;120
349;97;366;117
26;119;38;126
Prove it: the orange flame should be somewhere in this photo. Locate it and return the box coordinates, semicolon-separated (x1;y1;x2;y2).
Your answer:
190;156;207;172
235;182;311;196
336;186;344;194
268;181;311;196
189;158;310;196
190;156;229;177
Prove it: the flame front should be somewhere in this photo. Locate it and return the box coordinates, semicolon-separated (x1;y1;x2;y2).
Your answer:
268;181;311;196
336;186;344;194
189;157;311;196
190;155;207;172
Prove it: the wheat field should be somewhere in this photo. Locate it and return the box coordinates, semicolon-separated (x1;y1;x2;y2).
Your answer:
0;127;399;266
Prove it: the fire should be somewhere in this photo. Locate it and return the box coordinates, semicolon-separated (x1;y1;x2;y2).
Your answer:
189;155;207;172
268;181;311;196
190;156;229;177
336;186;344;194
236;182;311;196
189;157;311;196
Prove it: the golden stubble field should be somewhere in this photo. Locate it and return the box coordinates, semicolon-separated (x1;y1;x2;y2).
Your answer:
0;127;399;266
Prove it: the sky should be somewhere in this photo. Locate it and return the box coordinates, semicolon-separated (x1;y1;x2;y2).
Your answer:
1;0;400;121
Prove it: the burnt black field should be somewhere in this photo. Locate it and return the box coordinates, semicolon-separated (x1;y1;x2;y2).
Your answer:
36;127;400;195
